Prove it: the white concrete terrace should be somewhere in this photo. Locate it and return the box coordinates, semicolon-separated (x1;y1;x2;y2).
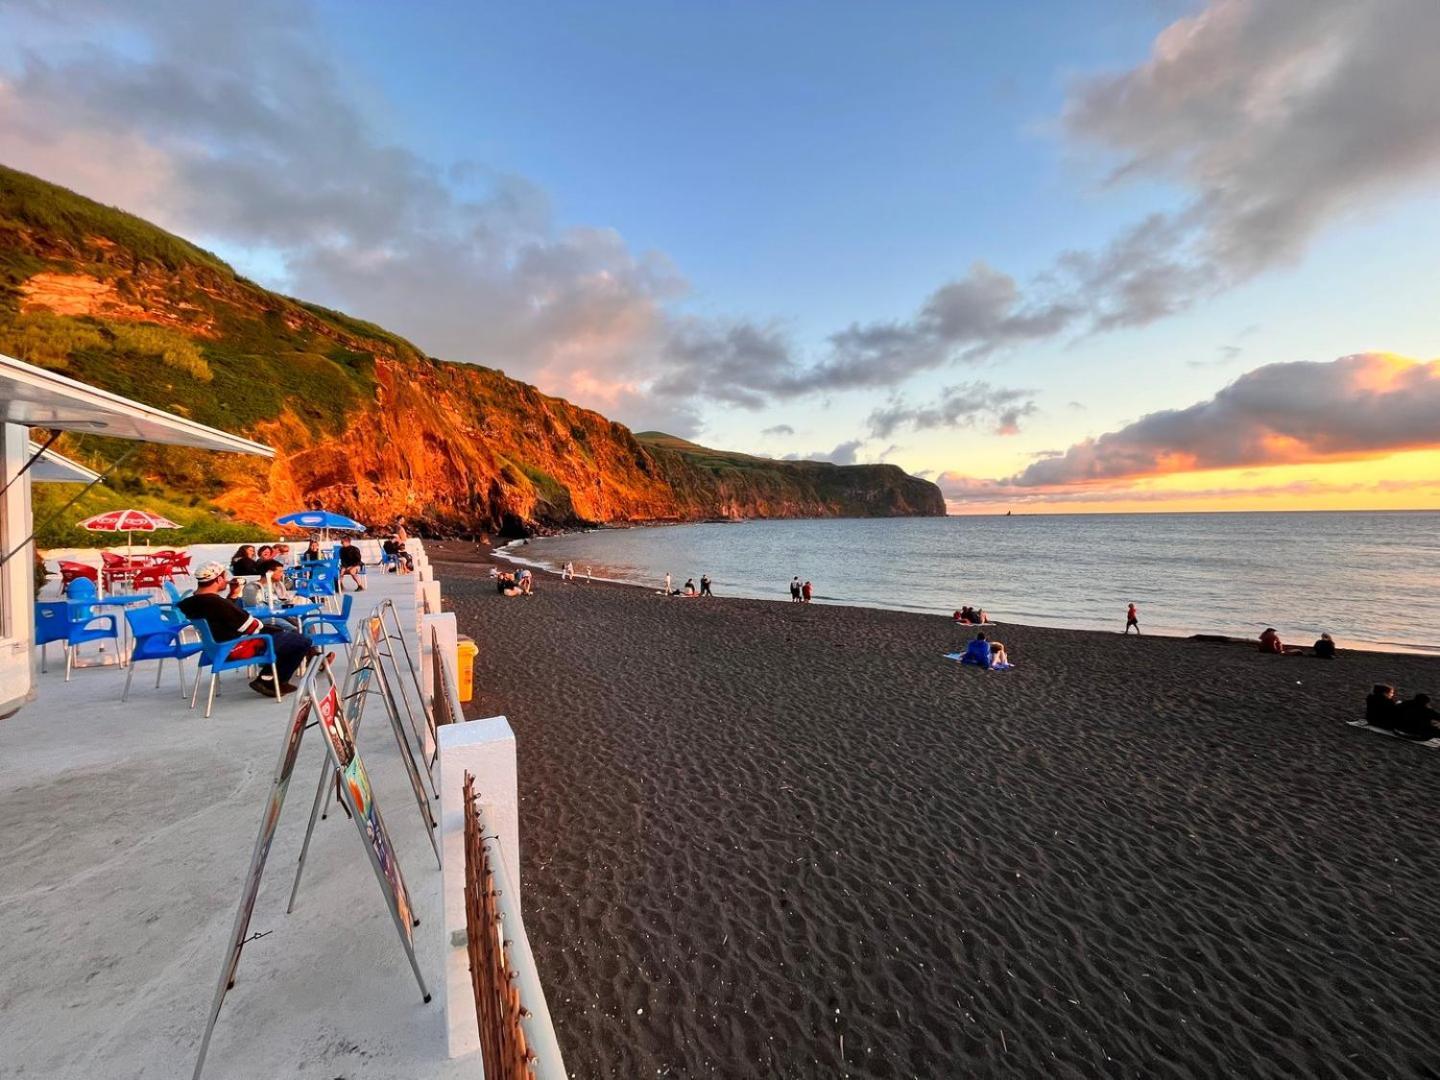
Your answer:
0;541;495;1080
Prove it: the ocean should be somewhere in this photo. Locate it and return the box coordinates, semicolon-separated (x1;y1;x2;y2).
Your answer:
500;512;1440;654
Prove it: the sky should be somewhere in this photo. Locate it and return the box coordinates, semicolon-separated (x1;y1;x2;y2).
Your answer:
2;0;1439;513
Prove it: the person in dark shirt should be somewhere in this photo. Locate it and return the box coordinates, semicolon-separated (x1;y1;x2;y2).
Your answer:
337;538;366;591
300;539;324;562
1394;693;1440;741
229;544;261;576
179;562;317;696
1313;633;1336;658
1259;627;1284;654
1365;684;1398;729
700;574;713;597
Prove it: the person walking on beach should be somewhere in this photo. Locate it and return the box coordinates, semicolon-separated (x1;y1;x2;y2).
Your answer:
700;574;712;597
586;566;592;582
562;561;573;582
664;572;672;595
1125;603;1140;634
802;580;813;603
790;577;802;602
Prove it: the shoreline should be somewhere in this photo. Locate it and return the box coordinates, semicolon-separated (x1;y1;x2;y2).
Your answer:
436;544;1440;1077
478;533;1440;660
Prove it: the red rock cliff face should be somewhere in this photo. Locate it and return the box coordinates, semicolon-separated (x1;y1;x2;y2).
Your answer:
1;163;946;535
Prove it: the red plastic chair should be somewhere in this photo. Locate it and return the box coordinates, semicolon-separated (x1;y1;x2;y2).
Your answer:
59;561;98;593
130;566;172;594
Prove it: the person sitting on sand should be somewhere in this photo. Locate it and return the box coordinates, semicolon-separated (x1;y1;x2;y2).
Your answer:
517;567;533;595
955;606;975;624
1313;633;1336;658
960;632;993;669
1259;627;1285;654
989;641;1013;669
1366;684;1399;729
1395;693;1440;741
700;574;712;597
976;607;989;624
683;578;697;596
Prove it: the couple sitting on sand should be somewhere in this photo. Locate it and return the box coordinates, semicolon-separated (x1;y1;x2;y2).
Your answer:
959;631;1012;670
953;606;989;625
495;567;532;596
1365;685;1440;741
1259;628;1337;657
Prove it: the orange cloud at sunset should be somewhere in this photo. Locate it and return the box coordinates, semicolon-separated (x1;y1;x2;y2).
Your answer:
940;354;1440;513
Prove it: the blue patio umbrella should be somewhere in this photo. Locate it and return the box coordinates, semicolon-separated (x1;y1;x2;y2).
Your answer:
275;510;365;539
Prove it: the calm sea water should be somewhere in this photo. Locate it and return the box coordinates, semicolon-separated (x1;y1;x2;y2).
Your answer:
501;513;1440;653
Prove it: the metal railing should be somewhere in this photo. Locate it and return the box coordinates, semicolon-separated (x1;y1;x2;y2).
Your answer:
463;772;565;1079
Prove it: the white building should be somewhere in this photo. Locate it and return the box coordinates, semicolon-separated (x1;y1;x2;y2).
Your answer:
0;352;273;718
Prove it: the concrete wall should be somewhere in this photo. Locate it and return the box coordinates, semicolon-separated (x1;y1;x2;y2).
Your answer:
0;423;36;718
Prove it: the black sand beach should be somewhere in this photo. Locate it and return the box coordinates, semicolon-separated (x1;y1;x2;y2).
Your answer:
435;542;1440;1079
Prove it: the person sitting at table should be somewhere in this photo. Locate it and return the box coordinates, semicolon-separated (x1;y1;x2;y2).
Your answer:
300;539;325;563
229;545;261;576
179;562;319;696
338;538;366;591
257;544;275;561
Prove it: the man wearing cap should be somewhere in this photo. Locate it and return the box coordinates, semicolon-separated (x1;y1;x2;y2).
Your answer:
179;562;317;697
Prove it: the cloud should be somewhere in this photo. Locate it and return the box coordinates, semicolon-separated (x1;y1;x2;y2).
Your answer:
937;473;1439;509
761;424;795;437
5;0;1440;432
1064;0;1440;278
784;440;864;466
868;382;1038;439
1014;353;1440;487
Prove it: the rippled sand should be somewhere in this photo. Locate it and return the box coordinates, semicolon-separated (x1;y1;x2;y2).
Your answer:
436;542;1440;1079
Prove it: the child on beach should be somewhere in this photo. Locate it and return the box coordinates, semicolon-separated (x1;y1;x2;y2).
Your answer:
1125;603;1140;634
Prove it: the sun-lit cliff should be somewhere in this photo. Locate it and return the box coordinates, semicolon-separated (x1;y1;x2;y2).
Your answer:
0;164;944;544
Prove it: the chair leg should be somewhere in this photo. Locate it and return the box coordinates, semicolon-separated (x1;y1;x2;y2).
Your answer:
205;674;218;718
154;658;165;688
176;657;189;699
272;663;282;702
191;668;203;709
40;643;47;674
65;646;74;682
121;662;136;703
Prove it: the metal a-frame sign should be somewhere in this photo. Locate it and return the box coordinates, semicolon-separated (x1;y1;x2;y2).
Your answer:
286;618;440;914
191;659;429;1080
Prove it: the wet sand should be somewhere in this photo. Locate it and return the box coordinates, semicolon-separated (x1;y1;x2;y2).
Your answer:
433;540;1440;1079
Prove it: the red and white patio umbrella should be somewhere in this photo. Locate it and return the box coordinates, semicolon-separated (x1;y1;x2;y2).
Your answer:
77;508;181;558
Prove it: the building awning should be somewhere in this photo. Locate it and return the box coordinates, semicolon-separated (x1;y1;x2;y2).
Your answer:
1;352;273;457
27;441;102;484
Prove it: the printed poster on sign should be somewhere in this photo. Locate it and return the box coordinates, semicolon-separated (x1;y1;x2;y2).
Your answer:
341;754;415;939
315;682;354;766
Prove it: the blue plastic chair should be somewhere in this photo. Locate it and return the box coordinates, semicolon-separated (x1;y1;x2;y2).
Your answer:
123;604;204;702
34;599;119;680
163;580;191;605
189;620;280;717
295;567;339;610
66;576;98;620
302;594;354;648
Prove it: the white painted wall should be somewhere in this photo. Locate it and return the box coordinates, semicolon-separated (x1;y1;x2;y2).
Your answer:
0;423;37;718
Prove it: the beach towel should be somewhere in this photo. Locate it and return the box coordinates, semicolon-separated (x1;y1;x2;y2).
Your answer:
943;653;1011;670
1346;719;1440;749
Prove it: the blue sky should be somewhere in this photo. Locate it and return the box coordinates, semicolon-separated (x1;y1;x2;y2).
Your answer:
3;0;1440;510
